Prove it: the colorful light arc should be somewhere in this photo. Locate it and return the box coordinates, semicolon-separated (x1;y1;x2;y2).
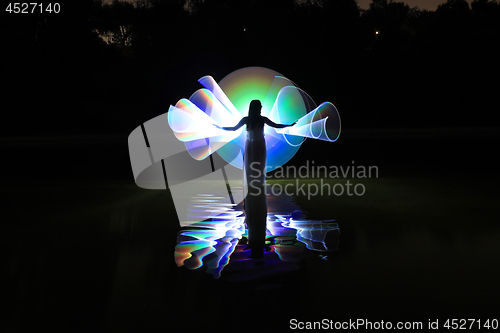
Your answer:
167;67;341;172
174;207;340;278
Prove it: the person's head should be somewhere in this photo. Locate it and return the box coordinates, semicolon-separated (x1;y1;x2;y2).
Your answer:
248;100;262;118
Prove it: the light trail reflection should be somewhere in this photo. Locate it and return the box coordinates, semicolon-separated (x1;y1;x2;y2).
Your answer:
174;194;339;279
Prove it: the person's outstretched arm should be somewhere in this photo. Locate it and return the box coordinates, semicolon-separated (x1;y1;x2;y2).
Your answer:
264;117;296;129
214;117;248;131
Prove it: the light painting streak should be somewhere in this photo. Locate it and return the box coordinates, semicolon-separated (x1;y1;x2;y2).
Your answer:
167;67;341;171
174;199;339;277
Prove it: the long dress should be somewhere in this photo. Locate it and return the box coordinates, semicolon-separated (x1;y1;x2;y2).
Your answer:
244;121;266;188
222;114;290;257
243;118;268;251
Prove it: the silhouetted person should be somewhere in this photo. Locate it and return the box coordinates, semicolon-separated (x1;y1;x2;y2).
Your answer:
215;99;295;259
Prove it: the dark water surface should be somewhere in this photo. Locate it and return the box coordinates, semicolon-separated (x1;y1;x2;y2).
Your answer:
3;130;500;331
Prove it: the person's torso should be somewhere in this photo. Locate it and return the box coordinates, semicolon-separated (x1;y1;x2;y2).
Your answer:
246;117;265;141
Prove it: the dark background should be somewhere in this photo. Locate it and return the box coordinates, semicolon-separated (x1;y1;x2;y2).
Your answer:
1;0;500;136
2;0;500;332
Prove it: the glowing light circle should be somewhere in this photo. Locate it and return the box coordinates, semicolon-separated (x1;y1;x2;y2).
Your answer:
166;66;341;173
216;67;310;172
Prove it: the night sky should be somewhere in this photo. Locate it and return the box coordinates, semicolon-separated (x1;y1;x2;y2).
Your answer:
107;0;474;10
2;0;499;137
357;0;473;9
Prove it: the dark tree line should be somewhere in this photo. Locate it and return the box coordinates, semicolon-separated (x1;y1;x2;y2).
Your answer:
1;0;499;136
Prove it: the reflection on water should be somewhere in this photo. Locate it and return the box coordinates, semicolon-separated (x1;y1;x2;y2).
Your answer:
174;188;340;279
174;194;246;278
